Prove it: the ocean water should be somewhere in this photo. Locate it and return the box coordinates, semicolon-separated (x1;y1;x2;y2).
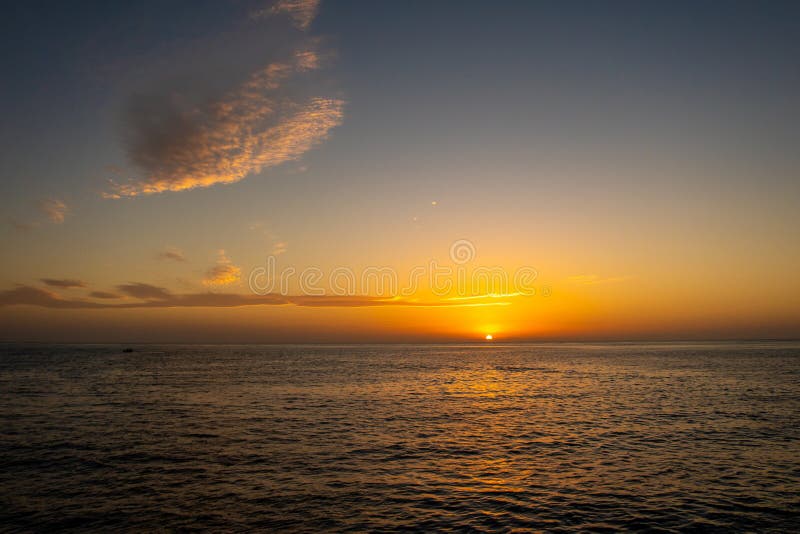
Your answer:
1;342;799;532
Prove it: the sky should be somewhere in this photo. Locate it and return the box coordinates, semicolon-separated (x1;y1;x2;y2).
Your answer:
1;0;798;342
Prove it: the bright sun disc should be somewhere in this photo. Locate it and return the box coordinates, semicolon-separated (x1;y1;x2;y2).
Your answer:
485;334;493;340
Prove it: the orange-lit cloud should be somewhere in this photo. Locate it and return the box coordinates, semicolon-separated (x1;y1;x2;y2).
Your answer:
0;285;513;310
157;247;187;262
39;199;68;223
203;250;242;287
253;0;321;30
272;241;288;255
445;292;526;301
41;278;86;289
104;51;343;198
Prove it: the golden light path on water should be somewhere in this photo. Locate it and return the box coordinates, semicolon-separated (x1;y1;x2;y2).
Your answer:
1;342;798;530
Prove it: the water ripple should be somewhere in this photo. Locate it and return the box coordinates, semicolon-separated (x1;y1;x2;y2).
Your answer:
1;342;799;531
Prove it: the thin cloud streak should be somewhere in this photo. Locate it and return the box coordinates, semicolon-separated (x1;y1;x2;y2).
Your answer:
0;285;512;310
41;278;86;289
39;199;68;223
116;283;173;300
157;247;187;262
89;291;122;299
445;292;526;301
252;0;321;30
272;241;288;255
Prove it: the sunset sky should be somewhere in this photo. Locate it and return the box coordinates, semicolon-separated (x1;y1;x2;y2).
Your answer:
1;0;798;342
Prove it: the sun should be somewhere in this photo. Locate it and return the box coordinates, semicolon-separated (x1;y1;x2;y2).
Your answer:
485;334;493;341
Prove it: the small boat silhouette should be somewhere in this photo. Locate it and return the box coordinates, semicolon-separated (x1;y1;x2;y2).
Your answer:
122;348;134;353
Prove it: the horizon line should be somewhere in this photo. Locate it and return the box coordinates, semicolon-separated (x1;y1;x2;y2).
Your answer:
2;338;799;346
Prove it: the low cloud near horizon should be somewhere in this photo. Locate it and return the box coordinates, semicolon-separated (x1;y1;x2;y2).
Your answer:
0;283;512;310
89;291;122;299
41;278;86;289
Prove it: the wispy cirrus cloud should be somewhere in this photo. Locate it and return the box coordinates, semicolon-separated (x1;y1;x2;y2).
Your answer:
252;0;321;30
203;250;242;287
103;1;343;199
38;199;68;224
157;247;187;262
9;200;69;231
41;278;86;289
272;241;288;255
247;222;288;256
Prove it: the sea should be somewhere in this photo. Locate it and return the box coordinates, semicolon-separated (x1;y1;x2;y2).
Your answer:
1;342;799;532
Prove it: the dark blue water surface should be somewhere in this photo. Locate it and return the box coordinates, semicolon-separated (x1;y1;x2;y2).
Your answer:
1;342;799;531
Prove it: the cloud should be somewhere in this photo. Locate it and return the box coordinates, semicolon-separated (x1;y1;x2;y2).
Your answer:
0;286;103;309
104;48;344;198
0;284;284;309
39;199;68;224
89;291;122;299
204;265;242;287
0;284;511;310
41;278;86;289
272;241;288;255
157;247;187;262
253;0;321;30
7;217;37;232
9;199;71;230
203;250;242;287
116;282;173;300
